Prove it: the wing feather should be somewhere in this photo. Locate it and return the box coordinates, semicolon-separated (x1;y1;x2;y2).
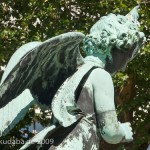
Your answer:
0;32;85;108
0;89;35;136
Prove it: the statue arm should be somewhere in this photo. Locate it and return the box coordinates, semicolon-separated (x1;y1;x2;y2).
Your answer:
89;68;133;144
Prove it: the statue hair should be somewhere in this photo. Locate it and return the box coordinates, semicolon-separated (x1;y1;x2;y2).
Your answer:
82;10;146;62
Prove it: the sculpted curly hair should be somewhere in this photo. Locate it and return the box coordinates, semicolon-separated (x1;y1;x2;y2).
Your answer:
82;6;146;62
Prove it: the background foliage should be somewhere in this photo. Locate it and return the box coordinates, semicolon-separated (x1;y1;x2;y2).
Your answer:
0;0;149;149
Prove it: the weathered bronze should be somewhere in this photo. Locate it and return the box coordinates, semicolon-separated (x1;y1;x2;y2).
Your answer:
0;6;146;150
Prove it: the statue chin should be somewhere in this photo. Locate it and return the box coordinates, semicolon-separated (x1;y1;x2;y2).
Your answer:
105;54;129;74
105;63;125;75
105;62;117;75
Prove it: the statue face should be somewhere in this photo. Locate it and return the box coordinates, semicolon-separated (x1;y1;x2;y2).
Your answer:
105;44;136;74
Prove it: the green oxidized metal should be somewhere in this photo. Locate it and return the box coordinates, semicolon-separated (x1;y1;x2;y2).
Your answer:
82;6;146;64
0;6;146;150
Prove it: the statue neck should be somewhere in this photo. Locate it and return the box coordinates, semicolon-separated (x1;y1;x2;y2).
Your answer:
92;53;108;65
84;56;105;68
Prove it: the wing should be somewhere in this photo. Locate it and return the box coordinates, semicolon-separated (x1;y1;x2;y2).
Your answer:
0;32;85;108
0;89;36;136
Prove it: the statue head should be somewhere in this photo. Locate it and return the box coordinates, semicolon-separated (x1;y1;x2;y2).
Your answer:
82;6;146;74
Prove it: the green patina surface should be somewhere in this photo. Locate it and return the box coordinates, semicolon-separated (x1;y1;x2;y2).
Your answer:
0;6;146;150
82;6;145;64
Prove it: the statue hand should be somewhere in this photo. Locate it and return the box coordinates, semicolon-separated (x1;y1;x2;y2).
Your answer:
120;122;133;142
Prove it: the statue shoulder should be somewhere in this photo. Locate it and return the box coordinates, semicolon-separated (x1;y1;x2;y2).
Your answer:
88;68;113;89
89;68;112;81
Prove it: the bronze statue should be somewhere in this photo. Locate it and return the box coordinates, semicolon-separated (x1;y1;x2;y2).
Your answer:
0;6;146;150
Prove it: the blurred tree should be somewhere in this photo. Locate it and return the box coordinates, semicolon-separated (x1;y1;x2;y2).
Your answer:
0;0;149;149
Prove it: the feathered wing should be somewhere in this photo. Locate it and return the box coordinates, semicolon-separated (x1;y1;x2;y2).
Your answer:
0;42;41;136
0;89;36;136
0;32;85;108
0;32;85;135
